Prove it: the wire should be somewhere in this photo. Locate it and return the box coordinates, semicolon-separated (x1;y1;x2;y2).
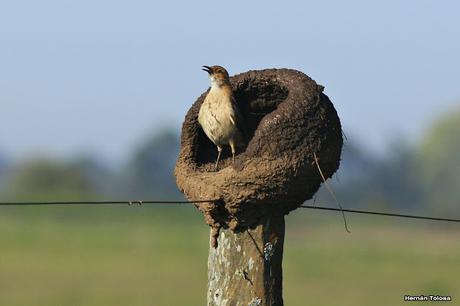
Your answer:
300;205;460;223
0;199;459;223
0;200;216;206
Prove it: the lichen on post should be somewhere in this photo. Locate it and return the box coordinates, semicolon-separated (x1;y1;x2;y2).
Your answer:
175;68;342;305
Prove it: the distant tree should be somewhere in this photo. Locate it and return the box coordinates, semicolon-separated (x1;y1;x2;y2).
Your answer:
67;156;114;196
330;140;422;212
0;150;10;193
0;152;7;170
335;141;376;181
416;109;460;214
5;158;97;199
121;129;181;198
358;141;422;211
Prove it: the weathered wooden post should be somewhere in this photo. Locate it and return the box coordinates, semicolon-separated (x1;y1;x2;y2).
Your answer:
175;69;342;305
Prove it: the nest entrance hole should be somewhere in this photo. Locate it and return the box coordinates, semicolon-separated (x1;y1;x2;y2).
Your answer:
196;79;289;167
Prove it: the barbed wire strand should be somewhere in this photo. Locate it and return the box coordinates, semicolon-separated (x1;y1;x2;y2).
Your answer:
0;199;459;223
0;200;216;206
300;205;460;223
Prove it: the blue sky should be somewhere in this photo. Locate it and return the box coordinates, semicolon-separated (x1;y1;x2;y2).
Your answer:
1;0;459;162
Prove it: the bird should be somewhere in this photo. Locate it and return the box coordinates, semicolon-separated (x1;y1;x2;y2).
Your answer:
198;65;246;170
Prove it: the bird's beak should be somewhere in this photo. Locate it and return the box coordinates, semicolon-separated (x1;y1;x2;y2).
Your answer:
202;65;212;74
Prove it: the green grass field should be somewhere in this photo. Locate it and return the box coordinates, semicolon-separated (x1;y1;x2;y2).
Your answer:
0;205;458;305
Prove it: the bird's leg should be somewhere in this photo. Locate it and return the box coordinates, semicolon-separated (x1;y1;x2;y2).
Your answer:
215;146;222;171
229;141;236;164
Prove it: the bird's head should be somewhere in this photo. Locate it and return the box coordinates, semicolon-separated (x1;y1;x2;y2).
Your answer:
202;65;230;88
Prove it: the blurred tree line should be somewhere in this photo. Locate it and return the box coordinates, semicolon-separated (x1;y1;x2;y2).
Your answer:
0;110;459;215
328;109;460;215
0;129;182;201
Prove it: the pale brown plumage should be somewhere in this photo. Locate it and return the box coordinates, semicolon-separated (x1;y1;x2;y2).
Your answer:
198;65;246;170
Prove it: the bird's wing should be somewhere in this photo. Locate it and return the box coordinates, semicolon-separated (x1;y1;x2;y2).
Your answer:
230;95;248;143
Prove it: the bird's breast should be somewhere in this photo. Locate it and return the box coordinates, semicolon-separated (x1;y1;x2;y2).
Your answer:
198;91;239;146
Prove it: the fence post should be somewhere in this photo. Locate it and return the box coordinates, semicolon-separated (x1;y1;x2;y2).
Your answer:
207;214;284;306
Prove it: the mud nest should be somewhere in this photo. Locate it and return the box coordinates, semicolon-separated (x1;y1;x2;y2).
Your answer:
175;68;342;233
